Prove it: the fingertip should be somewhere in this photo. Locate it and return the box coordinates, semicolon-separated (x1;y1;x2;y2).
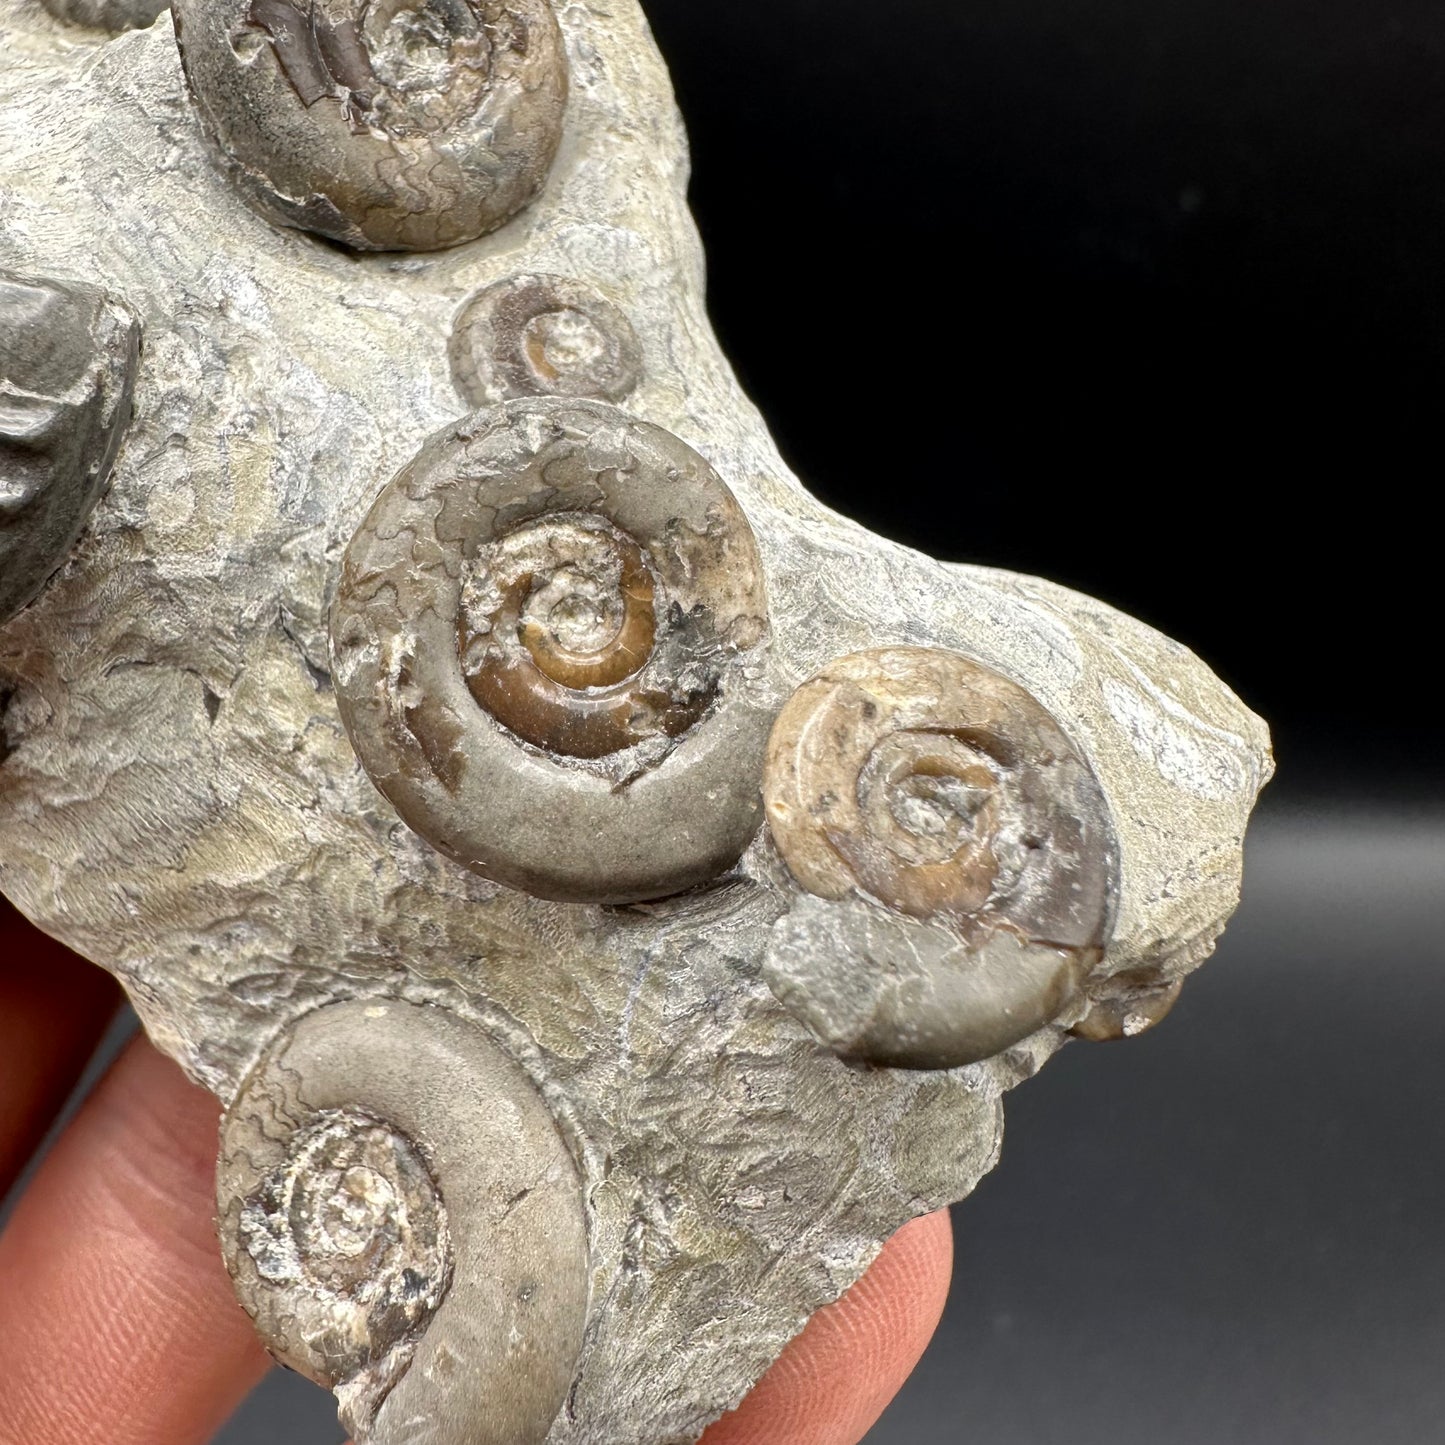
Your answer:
702;1209;954;1445
0;901;121;1194
0;1037;269;1445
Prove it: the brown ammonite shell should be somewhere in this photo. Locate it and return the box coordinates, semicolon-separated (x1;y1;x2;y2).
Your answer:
171;0;569;252
761;647;1118;1069
450;274;644;407
1071;974;1183;1042
217;1000;589;1445
330;397;772;904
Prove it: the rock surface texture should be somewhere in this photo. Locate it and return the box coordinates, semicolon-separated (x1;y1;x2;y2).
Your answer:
0;3;1273;1442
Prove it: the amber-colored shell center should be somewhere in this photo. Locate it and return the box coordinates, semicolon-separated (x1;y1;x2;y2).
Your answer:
458;515;714;760
846;730;1003;917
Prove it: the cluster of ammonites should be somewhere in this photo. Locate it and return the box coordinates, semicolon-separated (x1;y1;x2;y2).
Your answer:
2;5;1139;1443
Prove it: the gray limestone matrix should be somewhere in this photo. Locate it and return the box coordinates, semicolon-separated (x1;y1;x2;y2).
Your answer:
0;3;1273;1442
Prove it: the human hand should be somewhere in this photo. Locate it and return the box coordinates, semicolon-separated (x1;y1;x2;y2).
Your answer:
0;899;953;1445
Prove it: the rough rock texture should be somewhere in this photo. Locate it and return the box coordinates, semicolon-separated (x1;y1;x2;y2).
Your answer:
0;3;1272;1442
38;0;165;32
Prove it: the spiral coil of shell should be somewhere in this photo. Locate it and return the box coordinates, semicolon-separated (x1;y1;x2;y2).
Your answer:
330;397;773;904
761;647;1119;1069
231;1104;452;1391
450;274;645;407
171;0;570;251
217;999;589;1445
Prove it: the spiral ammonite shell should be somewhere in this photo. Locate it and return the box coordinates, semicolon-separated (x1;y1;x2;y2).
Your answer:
171;0;569;251
450;274;644;407
330;397;772;904
217;1000;589;1445
762;647;1118;1069
232;1107;452;1376
1072;974;1183;1042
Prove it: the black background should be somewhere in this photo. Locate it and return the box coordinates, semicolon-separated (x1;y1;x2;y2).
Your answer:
642;0;1439;799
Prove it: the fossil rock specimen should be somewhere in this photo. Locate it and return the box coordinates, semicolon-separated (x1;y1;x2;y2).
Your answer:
0;3;1273;1443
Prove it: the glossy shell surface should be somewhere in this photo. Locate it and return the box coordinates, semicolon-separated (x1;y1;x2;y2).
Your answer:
762;647;1118;1069
330;397;773;904
172;0;569;251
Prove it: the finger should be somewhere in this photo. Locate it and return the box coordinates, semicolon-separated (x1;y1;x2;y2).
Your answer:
337;1211;951;1445
0;899;121;1196
0;1035;269;1445
336;1210;953;1445
702;1209;955;1445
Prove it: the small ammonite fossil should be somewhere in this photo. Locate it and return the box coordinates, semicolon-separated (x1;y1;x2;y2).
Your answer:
762;647;1118;1068
1;269;141;626
39;0;168;30
171;0;570;251
218;1000;589;1445
450;274;645;408
330;396;773;904
1071;973;1184;1041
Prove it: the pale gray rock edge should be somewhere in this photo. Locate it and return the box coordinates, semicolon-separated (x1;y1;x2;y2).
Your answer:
0;4;1272;1442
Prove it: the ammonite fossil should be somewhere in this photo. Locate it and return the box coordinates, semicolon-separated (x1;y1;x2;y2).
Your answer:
762;647;1117;1070
0;2;1274;1442
218;1000;588;1445
330;396;773;904
171;0;570;251
450;274;645;407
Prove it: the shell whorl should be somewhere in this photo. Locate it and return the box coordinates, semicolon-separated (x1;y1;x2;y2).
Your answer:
171;0;570;251
217;1000;589;1445
762;647;1119;1069
330;397;773;904
450;275;644;407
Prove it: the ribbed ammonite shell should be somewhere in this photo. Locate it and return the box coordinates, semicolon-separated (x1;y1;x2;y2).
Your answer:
171;0;570;251
330;397;773;904
761;647;1118;1069
217;1000;589;1445
450;274;644;407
